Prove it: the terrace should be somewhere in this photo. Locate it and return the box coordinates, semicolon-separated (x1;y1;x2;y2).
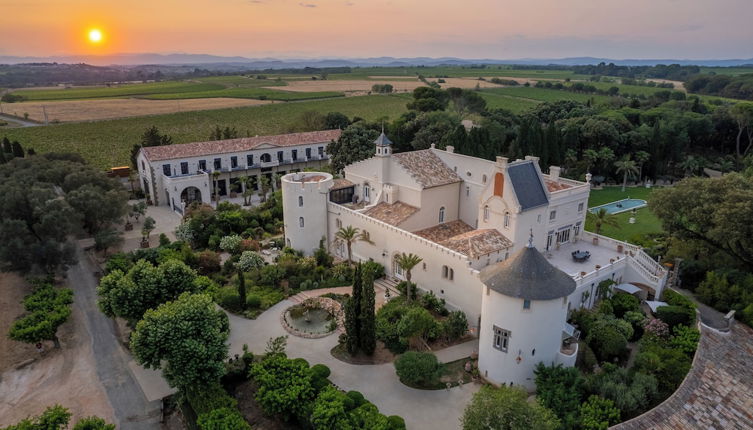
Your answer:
546;234;628;278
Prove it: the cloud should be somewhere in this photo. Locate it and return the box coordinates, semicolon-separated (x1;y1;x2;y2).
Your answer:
299;2;317;7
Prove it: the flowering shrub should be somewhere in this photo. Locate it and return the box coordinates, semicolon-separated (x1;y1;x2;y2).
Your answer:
643;318;669;340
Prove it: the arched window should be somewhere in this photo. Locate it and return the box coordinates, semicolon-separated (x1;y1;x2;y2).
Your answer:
442;265;448;278
503;211;510;228
363;184;370;199
439;206;445;223
336;218;342;228
449;268;454;280
298;196;303;207
260;153;272;163
299;217;304;228
483;205;489;221
482;174;487;184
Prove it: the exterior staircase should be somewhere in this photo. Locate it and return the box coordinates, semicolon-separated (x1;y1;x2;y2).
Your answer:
374;276;401;297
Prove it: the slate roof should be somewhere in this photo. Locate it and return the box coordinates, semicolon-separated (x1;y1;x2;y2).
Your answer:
374;132;393;146
414;221;513;258
480;246;576;301
507;162;548;210
363;201;419;226
392;150;461;188
141;129;341;161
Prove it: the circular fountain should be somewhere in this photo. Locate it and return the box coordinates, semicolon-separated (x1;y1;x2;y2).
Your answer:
281;298;342;338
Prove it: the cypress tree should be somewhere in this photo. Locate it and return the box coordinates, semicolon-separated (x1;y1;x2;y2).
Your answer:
345;263;363;354
0;149;6;164
2;136;11;154
11;140;24;158
359;270;376;355
237;269;247;310
27;147;36;156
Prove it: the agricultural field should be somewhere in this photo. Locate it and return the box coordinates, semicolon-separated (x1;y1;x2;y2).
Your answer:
142;87;343;101
327;66;585;80
12;81;224;101
2;98;273;123
698;66;753;76
1;94;408;169
478;91;540;113
480;86;610;104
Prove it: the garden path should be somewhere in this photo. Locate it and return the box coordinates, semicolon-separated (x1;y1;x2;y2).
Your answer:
226;299;480;430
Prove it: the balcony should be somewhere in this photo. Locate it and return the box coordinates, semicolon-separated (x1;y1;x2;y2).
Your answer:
260;160;279;168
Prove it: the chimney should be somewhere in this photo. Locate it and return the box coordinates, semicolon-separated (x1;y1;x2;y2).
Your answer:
495;156;508;168
524;155;540;163
446;145;454;153
549;166;561;181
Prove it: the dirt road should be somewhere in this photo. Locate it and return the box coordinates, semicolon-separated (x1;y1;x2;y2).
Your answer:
0;247;162;429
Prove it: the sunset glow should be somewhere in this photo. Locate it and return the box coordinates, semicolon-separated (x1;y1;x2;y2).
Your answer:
88;29;103;44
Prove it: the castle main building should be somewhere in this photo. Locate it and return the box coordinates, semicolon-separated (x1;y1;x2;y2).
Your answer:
283;132;667;389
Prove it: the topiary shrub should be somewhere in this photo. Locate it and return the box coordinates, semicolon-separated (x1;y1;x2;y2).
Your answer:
394;351;440;387
656;305;695;329
346;390;366;408
387;415;406;430
311;363;331;379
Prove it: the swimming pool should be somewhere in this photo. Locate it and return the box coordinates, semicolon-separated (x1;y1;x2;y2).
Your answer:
589;198;647;215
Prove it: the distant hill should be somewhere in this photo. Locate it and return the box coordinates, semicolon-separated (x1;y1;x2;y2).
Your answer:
1;53;753;68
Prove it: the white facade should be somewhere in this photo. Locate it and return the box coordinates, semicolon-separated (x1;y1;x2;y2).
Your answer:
281;134;668;389
136;130;339;213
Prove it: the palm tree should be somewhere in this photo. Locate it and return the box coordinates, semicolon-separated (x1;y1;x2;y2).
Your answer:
634;151;650;183
334;225;373;264
259;174;271;203
614;156;639;192
587;208;620;235
583;149;599;172
395;253;422;303
238;175;254;206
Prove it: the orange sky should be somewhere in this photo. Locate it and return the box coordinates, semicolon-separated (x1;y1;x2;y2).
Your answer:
2;0;753;59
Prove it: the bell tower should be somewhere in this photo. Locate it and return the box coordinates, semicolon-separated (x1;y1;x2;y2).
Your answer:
374;131;392;157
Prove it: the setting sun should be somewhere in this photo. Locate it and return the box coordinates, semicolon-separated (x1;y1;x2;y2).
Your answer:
88;28;103;44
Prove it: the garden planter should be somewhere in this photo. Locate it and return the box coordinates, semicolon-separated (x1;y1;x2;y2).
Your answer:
592;237;599;246
595;265;601;270
140;238;150;248
124;222;133;231
617;244;624;253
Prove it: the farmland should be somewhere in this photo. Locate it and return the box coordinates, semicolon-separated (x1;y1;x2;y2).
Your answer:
2;98;273;123
1;94;408;169
480;87;610;104
12;81;224;101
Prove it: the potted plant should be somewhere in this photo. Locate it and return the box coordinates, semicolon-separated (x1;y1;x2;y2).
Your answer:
141;216;156;248
592;236;599;246
617;244;624;253
595;264;601;270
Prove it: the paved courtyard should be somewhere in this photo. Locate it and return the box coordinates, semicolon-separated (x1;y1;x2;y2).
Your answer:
227;299;480;430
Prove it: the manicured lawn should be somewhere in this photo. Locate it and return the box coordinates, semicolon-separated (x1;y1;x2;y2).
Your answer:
1;94;408;169
585;186;664;242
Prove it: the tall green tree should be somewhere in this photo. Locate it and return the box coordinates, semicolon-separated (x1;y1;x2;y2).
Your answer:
345;263;363;354
130;293;229;390
359;269;376;355
326;123;379;173
130;126;173;168
11;140;24;158
730;103;753;158
462;385;560;430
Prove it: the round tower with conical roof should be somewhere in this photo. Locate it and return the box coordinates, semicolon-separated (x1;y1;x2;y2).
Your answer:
281;171;333;256
477;238;577;390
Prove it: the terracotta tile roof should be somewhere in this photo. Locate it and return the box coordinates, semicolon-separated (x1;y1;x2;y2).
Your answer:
363;201;418;226
441;229;513;258
142;129;342;161
414;220;512;258
414;220;474;243
331;178;355;190
545;179;573;192
393;150;461;188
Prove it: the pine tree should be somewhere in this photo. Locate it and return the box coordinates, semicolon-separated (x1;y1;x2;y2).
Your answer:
345;263;362;354
11;140;24;158
359;270;376;355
